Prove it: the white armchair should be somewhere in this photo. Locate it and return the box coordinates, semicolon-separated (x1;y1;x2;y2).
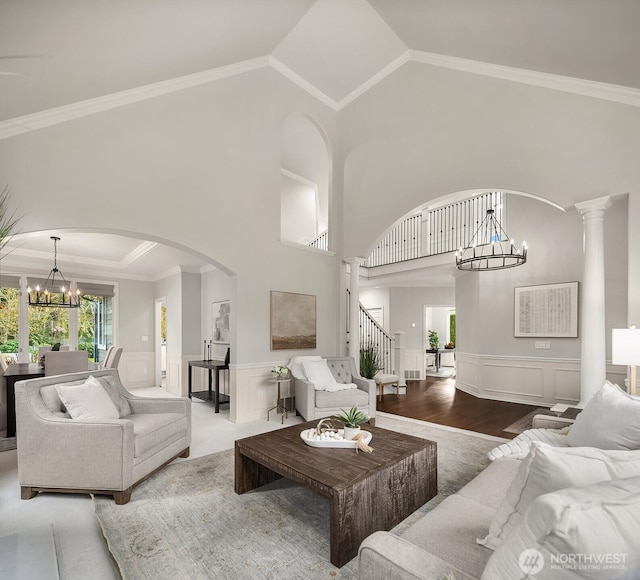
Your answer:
15;369;190;504
291;356;376;425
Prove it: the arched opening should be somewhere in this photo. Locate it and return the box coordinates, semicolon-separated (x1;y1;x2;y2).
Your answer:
280;113;331;250
0;228;235;398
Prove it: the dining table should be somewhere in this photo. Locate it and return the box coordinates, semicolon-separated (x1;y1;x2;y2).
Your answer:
4;363;45;437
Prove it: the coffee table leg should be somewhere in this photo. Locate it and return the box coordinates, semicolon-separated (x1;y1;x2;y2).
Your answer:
234;446;282;494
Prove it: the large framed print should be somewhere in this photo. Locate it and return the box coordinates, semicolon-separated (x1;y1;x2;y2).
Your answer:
514;282;579;338
270;291;316;350
212;300;231;344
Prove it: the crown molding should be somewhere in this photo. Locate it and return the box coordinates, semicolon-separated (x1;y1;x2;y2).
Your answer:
0;56;270;140
336;50;410;110
268;56;339;110
410;50;640;107
2;49;639;141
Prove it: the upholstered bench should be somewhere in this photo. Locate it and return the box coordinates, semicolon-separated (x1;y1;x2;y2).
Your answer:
374;372;400;400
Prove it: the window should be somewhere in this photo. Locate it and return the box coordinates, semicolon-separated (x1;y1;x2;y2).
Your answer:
0;277;20;362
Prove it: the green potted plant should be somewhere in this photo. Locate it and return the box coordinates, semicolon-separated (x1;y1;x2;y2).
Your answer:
359;343;381;379
335;406;369;440
428;330;439;350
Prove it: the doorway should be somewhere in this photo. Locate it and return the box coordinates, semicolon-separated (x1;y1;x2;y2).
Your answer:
155;297;166;387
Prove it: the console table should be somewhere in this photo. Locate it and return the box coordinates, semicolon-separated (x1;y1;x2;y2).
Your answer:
425;348;455;372
4;363;45;437
188;360;229;413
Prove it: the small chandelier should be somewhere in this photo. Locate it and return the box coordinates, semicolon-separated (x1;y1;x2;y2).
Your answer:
27;236;82;307
456;209;527;271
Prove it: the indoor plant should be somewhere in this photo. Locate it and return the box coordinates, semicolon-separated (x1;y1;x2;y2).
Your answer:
335;406;369;440
359;343;381;379
271;364;289;379
428;330;439;350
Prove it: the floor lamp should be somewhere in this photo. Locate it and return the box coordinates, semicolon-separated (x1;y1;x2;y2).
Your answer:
612;327;640;396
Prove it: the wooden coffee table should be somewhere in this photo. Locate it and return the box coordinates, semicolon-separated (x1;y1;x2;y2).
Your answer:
234;421;437;567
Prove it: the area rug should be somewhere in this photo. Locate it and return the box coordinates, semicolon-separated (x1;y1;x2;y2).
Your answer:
94;414;505;580
0;437;17;452
503;408;555;434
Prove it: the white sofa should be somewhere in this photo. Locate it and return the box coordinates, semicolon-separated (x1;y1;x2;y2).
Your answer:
15;369;190;504
358;393;640;580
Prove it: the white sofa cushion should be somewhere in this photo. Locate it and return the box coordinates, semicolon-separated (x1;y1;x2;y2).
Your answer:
55;376;120;421
301;359;356;392
482;476;640;580
567;381;640;449
128;413;187;458
288;355;323;380
479;442;640;550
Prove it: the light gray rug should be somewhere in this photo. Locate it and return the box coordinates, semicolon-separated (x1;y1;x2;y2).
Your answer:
503;408;555;434
0;437;17;452
94;415;505;580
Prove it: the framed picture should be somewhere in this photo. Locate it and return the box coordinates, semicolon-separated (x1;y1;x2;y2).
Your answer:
270;291;316;350
514;282;579;338
212;300;231;344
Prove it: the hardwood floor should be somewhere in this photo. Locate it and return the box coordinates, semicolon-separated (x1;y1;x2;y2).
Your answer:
377;376;542;439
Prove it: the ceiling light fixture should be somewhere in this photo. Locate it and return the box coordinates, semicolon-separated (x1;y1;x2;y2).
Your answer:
27;236;82;307
455;208;527;271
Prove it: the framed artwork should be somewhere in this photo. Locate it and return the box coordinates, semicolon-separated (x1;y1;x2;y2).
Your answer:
270;291;316;350
212;300;231;344
514;282;579;338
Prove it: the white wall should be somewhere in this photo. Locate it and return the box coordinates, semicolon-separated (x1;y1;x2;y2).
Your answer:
360;287;390;333
281;173;318;243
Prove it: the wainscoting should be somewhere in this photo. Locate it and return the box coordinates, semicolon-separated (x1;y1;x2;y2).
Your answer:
455;352;627;407
118;351;155;390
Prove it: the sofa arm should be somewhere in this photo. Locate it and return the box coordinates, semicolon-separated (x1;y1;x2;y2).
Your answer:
127;396;190;416
359;532;475;580
353;376;376;420
531;414;574;430
294;377;315;421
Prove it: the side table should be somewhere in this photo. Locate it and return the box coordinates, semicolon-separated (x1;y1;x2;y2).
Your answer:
267;377;291;424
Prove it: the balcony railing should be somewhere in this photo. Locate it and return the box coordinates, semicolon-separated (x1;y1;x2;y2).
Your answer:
365;192;504;268
307;230;328;251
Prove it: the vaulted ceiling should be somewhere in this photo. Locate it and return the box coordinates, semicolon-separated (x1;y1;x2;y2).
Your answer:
1;0;639;120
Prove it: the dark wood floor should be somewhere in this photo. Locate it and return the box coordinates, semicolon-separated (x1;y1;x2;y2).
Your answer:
377;376;542;439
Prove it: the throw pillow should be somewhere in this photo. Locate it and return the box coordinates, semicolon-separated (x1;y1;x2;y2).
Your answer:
487;427;571;461
55;376;120;420
566;381;640;449
301;359;336;390
479;442;640;550
481;476;640;580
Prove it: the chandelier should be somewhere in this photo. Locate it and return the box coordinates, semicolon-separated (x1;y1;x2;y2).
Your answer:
27;236;82;307
456;209;527;271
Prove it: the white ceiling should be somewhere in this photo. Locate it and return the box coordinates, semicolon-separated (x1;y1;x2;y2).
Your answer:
1;0;638;284
2;231;212;281
1;0;639;120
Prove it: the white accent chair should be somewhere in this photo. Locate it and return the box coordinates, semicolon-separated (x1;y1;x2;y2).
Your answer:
103;346;123;369
15;369;191;504
291;356;376;424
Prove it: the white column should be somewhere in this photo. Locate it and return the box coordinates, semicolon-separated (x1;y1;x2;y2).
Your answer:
345;258;363;371
393;331;406;389
18;276;29;363
575;196;612;407
627;191;640;392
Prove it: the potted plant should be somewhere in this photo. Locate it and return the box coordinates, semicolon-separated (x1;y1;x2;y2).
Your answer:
428;330;439;350
335;406;369;440
359;343;381;380
271;364;289;379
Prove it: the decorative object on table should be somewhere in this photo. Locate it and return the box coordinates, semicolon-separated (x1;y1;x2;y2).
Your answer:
359;343;381;379
271;364;289;379
428;329;439;350
514;281;579;338
455;201;527;271
270;290;316;350
335;406;369;441
300;425;373;451
27;237;82;308
612;326;640;396
444;342;454;349
212;300;230;344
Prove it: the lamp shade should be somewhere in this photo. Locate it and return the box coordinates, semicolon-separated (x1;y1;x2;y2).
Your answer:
612;328;640;366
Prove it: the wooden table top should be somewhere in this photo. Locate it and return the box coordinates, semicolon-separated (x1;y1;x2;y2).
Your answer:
235;420;436;492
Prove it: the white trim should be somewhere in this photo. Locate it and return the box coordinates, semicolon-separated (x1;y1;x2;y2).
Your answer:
230;361;290;371
2;49;639;141
268;56;339;110
337;51;411;109
280;168;318;191
0;56;270;140
410;50;640;108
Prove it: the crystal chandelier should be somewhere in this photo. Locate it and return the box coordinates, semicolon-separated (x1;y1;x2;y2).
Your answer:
456;209;527;271
27;236;82;307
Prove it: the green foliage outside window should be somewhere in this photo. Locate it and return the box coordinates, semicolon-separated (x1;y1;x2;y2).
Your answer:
449;314;456;347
